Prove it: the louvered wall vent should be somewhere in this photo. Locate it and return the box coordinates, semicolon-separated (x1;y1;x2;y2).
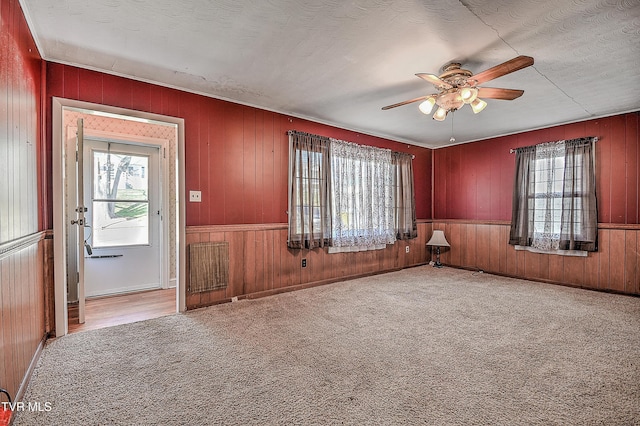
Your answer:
189;242;229;293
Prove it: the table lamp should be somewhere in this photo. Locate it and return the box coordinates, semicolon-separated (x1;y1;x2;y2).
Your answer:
426;230;450;268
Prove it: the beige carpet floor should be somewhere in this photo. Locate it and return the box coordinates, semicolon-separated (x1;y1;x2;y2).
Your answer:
14;266;640;425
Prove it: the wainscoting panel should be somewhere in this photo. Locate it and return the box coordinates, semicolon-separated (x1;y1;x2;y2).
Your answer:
0;233;47;399
185;222;431;309
431;221;640;296
43;235;55;335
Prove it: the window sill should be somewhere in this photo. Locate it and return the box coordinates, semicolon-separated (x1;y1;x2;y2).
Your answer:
328;244;387;254
514;245;588;257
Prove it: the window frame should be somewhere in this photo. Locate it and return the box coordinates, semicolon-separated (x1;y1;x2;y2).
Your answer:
90;147;151;248
510;137;598;256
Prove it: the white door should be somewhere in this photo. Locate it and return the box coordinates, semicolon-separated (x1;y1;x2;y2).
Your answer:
83;139;161;297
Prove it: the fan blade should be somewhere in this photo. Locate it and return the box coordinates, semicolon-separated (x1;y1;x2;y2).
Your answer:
382;95;436;110
416;73;452;89
470;56;534;85
477;87;524;100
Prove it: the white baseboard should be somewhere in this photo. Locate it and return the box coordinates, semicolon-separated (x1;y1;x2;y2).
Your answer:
86;283;161;298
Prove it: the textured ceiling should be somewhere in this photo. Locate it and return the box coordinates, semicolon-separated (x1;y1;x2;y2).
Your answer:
20;0;640;148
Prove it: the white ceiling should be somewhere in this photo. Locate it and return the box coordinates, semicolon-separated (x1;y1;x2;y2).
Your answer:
20;0;640;148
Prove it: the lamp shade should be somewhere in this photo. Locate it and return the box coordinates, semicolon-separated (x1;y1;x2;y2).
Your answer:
470;98;487;114
433;107;448;121
418;97;436;115
459;87;478;104
426;230;450;247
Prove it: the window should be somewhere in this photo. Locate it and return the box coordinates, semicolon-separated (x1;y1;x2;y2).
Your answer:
287;132;331;249
92;149;150;247
287;131;417;251
329;139;395;251
392;151;418;240
509;137;597;254
292;149;327;236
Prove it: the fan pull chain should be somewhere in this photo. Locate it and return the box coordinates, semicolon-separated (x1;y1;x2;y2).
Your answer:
450;111;456;143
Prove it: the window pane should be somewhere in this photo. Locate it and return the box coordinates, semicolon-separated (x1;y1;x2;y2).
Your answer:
554;157;564;170
93;150;149;201
92;201;149;247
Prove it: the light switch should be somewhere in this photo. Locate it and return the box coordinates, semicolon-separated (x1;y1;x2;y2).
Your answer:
189;190;202;202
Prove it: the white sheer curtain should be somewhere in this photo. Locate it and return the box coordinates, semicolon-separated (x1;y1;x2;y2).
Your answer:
531;141;565;251
329;139;396;252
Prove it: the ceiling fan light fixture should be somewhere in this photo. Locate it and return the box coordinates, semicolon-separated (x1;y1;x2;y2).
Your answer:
460;87;478;104
433;107;448;121
418;97;436;115
470;98;487;114
382;56;534;123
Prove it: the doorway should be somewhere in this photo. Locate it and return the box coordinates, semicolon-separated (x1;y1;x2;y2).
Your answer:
83;140;161;297
67;289;176;333
53;98;187;337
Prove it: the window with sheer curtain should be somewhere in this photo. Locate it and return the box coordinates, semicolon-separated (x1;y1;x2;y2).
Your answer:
329;139;395;252
509;137;598;255
287;131;417;251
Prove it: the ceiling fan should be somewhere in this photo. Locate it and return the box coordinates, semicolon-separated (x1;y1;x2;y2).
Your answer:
382;55;534;121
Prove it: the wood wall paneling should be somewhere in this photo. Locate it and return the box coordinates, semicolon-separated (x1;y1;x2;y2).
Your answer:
431;221;639;296
245;230;260;294
206;102;225;225
0;237;47;400
184;223;432;308
627;114;639;224
6;0;635;403
476;148;492;220
475;225;491;271
45;64;433;228
625;231;638;294
608;230;625;292
598;229;611;290
597;119;613;223
609;115;627;224
243;109;257;224
434;113;640;226
253;111;266;224
563;255;583;286
583;247;600;289
1;0;41;244
0;0;47;401
548;250;564;283
43;236;56;334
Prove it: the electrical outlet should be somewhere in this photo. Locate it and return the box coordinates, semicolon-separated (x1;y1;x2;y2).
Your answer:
302;258;307;267
405;246;410;253
189;190;202;202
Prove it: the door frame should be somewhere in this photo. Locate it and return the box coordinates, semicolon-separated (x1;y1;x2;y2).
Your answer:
78;133;165;297
52;97;187;337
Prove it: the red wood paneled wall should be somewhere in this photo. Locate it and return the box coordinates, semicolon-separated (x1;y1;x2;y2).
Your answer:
0;0;47;401
44;63;433;229
1;0;43;238
431;113;640;295
433;113;640;224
